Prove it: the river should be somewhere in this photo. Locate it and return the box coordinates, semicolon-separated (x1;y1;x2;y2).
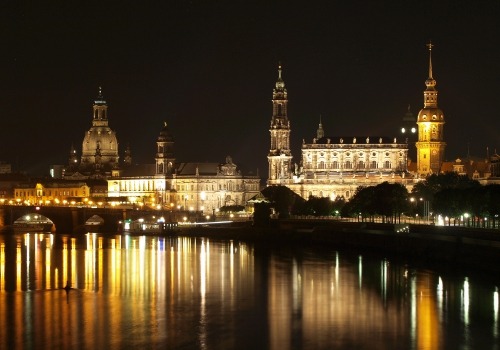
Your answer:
0;232;498;349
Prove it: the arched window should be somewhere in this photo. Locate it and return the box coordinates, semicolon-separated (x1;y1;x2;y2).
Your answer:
384;161;391;168
345;161;352;169
370;161;377;169
332;161;339;169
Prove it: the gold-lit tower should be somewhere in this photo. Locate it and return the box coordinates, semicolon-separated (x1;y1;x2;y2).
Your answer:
268;63;292;185
416;42;446;176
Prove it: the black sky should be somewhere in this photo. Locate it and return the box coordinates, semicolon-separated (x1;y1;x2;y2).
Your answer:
1;0;499;176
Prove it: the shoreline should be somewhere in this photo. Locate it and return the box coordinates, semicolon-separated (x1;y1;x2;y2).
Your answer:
174;220;500;278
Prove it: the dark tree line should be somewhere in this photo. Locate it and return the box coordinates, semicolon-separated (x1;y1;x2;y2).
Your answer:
341;182;409;223
254;174;500;228
413;173;500;227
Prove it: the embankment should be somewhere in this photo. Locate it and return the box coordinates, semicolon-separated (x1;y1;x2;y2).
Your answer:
176;220;500;276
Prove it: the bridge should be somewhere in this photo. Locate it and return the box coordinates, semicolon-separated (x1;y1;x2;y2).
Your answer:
0;205;192;233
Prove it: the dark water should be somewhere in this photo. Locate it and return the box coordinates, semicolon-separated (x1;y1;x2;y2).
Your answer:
0;232;498;350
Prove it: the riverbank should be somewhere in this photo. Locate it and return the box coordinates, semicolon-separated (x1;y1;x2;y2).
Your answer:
176;220;500;276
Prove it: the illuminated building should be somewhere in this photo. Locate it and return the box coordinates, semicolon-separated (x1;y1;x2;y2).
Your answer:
13;181;91;205
64;88;121;179
107;123;261;212
267;63;293;185
266;64;413;200
416;42;446;176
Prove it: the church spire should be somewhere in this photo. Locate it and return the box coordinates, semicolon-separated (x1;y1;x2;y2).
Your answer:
427;41;433;79
317;115;324;139
423;41;438;108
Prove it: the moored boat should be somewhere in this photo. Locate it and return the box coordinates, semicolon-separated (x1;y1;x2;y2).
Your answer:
13;214;55;232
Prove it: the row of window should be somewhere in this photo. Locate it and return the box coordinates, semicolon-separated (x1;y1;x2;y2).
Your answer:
306;151;404;159
115;180;259;194
305;160;402;170
15;190;86;197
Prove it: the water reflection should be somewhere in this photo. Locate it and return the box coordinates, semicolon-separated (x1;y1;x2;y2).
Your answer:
0;232;498;349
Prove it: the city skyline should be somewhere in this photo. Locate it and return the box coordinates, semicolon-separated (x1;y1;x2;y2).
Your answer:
1;1;499;176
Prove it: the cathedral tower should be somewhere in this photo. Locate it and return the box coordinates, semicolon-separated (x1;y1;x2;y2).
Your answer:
267;63;292;185
156;122;175;175
416;42;446;176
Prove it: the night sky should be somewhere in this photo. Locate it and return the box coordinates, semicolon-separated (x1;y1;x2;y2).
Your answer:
1;1;499;176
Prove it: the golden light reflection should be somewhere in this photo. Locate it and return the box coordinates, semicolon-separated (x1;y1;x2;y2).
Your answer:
16;240;21;291
71;238;77;289
415;273;440;350
0;242;4;291
0;241;4;350
200;239;207;348
0;233;498;348
25;234;30;290
358;255;362;289
45;239;51;288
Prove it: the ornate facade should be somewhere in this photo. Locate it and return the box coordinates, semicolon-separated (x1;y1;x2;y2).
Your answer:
107;123;261;214
267;64;413;200
416;42;446;176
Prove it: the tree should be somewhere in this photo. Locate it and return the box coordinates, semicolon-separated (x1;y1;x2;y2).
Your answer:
261;186;305;219
343;182;409;222
253;202;272;227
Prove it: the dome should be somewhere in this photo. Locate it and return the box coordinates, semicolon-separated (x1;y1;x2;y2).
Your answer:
417;107;444;123
82;126;119;163
80;88;120;167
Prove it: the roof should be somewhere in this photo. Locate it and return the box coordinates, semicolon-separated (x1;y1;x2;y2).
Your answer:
442;156;492;178
176;162;219;176
120;164;156;177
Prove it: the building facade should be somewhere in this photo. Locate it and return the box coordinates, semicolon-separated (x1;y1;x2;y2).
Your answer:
266;65;413;200
13;181;91;205
107;123;261;214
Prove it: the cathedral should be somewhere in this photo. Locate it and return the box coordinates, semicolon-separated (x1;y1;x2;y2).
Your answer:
64;88;122;179
268;44;446;199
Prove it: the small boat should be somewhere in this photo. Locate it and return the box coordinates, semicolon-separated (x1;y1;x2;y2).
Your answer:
85;215;105;232
13;214;55;232
121;217;178;234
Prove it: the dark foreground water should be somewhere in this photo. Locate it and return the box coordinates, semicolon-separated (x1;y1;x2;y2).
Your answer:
0;232;499;350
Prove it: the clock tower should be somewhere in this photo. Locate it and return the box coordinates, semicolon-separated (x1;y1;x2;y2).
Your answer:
416;42;446;176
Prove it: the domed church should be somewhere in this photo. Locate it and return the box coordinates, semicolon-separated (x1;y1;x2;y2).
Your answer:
64;88;122;179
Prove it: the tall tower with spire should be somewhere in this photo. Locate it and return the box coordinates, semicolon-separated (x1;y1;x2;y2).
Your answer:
268;63;293;185
416;42;446;176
